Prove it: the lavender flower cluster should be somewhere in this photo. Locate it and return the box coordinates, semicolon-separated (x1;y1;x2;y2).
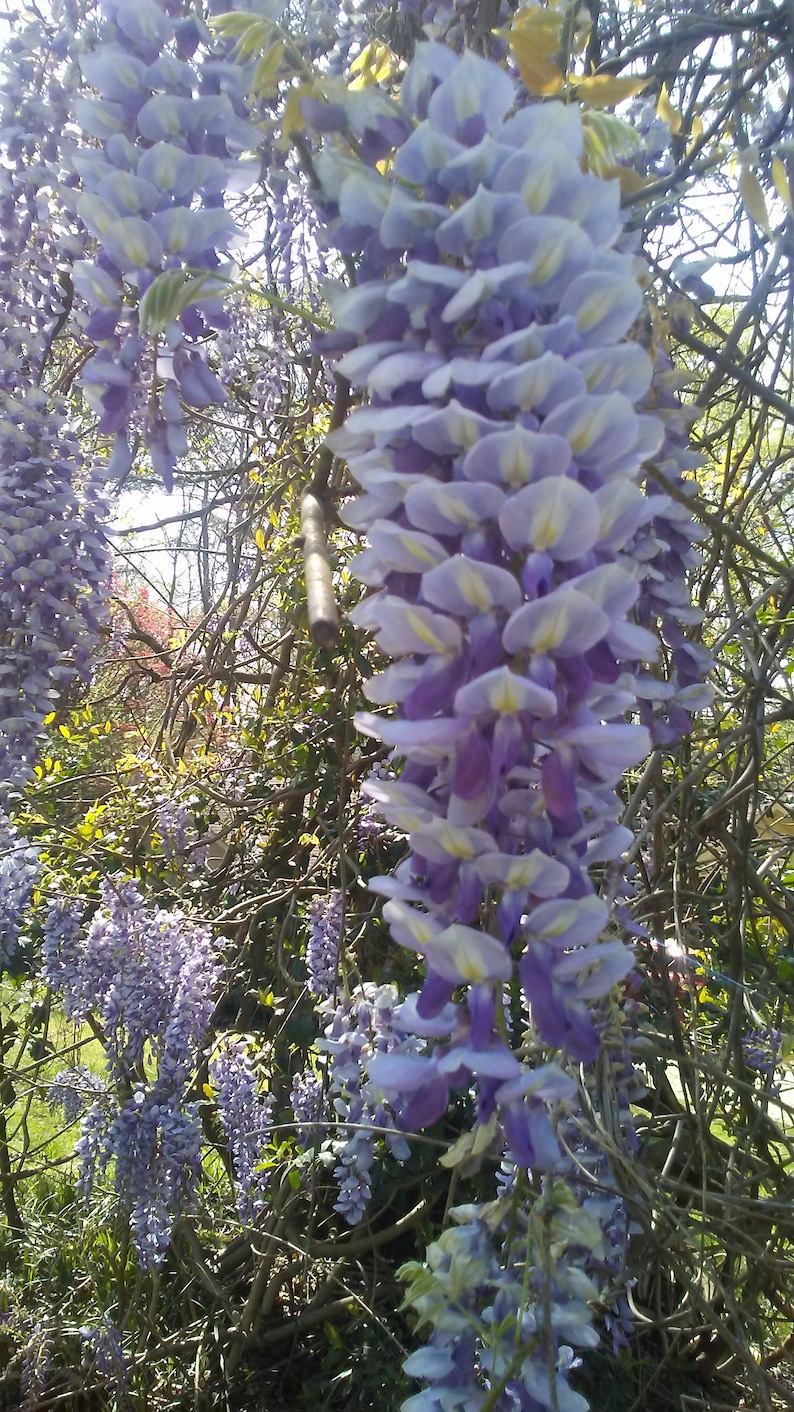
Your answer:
305;890;343;998
41;880;221;1268
0;815;38;964
46;1065;106;1124
211;1036;274;1224
743;1025;783;1079
297;42;714;1406
81;1319;128;1402
307;42;710;1160
68;0;260;487
310;982;416;1225
400;1192;600;1412
0;17;109;794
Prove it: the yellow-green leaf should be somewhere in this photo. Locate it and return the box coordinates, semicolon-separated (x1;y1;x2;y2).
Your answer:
212;10;257;36
281;82;313;145
235;18;273;60
739;166;771;234
574;73;647;108
773;154;793;214
582;110;643;175
58;724;71;739
254;526;267;552
439;1131;476;1168
507;5;563;57
251;39;285;98
656;82;681;134
499;7;564;96
349;41;397;90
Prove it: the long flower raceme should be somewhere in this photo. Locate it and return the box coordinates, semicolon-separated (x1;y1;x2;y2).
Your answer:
309;40;709;1157
299;42;710;1405
68;0;261;488
0;13;110;795
42;880;221;1268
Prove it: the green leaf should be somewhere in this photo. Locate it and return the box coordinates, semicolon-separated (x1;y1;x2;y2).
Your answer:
139;268;230;336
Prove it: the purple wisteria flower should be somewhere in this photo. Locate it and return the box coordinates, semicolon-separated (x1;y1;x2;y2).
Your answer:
68;0;260;488
155;794;189;860
290;1066;326;1149
743;1025;783;1079
81;1320;128;1401
306;890;343;998
46;1066;106;1124
311;982;417;1224
211;1036;274;1224
0;14;110;793
401;1193;599;1412
20;1318;53;1412
42;879;221;1268
0;816;38;964
306;43;709;1167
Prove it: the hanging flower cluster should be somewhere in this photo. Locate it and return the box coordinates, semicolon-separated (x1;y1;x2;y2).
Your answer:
297;982;416;1224
310;41;710;1157
46;1065;106;1124
0;815;39;963
305;889;343;998
42;880;221;1268
210;1035;274;1224
0;18;110;795
400;1189;602;1412
0;7;81;381
0;394;109;794
69;0;260;486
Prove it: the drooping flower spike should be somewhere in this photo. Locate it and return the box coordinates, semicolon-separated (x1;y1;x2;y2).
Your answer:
308;44;709;1165
69;0;260;487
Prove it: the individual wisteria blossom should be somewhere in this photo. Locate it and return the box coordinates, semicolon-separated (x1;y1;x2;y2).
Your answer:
211;1036;274;1225
42;879;221;1268
68;0;261;488
315;983;416;1224
306;890;343;998
0;816;38;964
